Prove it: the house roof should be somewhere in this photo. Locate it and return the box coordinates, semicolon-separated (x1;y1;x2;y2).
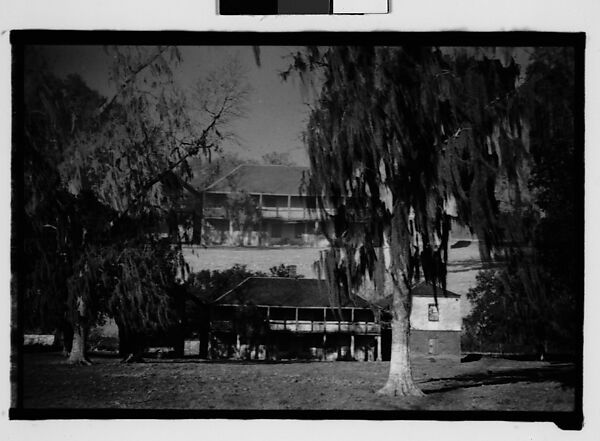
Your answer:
214;277;372;309
213;277;460;309
204;164;311;196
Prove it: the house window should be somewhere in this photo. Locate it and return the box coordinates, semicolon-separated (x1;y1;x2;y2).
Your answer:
428;304;439;321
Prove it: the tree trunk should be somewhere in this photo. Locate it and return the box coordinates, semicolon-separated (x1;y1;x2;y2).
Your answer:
377;276;424;397
67;323;91;365
67;296;91;365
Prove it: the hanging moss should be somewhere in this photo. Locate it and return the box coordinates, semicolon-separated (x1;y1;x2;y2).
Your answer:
290;46;527;304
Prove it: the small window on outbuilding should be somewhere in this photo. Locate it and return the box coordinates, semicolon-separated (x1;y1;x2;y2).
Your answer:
428;304;439;322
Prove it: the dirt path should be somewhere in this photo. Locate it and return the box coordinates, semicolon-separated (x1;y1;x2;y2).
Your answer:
20;353;576;411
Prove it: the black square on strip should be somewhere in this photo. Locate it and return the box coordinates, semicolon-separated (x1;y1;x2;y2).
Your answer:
279;0;331;14
219;0;279;15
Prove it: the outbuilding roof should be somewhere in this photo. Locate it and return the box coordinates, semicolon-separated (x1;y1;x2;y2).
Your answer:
368;282;461;309
214;277;371;308
213;277;460;309
204;164;311;196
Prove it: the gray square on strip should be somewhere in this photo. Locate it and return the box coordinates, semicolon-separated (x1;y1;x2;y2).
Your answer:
279;0;330;14
333;0;388;14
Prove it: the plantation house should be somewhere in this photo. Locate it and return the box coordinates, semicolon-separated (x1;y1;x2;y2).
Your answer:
201;164;334;246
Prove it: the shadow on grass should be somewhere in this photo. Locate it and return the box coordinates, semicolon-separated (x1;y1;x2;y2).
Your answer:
421;363;576;394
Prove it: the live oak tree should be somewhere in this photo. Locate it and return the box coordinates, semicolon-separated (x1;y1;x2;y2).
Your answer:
288;46;529;396
21;46;250;364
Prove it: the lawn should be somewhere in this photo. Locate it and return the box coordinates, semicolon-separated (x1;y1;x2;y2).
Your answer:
19;352;576;412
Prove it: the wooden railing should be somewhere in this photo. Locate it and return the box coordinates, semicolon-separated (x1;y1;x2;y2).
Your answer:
269;320;380;334
211;319;380;335
203;206;335;220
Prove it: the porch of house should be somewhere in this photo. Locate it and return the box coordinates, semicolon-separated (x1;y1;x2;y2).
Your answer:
205;304;384;362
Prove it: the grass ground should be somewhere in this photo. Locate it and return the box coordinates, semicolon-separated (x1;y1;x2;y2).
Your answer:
19;352;576;411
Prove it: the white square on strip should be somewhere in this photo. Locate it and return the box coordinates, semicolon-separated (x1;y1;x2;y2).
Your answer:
333;0;389;14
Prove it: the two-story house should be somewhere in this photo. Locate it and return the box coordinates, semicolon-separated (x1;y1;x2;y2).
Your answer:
201;164;334;246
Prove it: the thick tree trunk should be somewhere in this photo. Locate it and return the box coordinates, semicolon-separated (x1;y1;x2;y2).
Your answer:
67;324;91;365
377;277;424;397
67;296;91;365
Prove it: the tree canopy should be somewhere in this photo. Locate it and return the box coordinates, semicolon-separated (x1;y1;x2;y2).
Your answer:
292;47;527;303
464;47;579;356
20;45;250;363
284;46;562;395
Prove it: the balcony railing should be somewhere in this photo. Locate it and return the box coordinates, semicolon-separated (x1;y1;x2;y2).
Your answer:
210;319;381;335
261;207;311;220
203;206;335;220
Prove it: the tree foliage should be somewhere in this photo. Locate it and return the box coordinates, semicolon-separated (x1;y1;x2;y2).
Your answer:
20;46;250;361
291;46;526;303
465;264;576;355
285;46;534;395
269;264;299;278
225;190;262;240
186;264;266;304
464;47;579;355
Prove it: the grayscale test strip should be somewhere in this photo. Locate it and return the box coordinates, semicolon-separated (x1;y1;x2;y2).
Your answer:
218;0;389;15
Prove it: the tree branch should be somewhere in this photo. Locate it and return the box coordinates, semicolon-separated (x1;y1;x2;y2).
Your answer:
96;46;171;118
117;105;225;220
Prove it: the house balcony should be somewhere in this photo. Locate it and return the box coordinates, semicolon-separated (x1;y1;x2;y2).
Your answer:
261;207;314;221
210;319;381;335
269;320;380;334
203;206;335;221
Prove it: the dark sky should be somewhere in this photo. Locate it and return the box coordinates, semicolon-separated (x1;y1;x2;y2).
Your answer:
40;45;313;165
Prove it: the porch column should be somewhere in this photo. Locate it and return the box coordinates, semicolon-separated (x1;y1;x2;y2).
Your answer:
206;331;212;360
350;334;355;359
322;307;327;361
295;307;299;330
376;335;382;361
236;333;241;358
